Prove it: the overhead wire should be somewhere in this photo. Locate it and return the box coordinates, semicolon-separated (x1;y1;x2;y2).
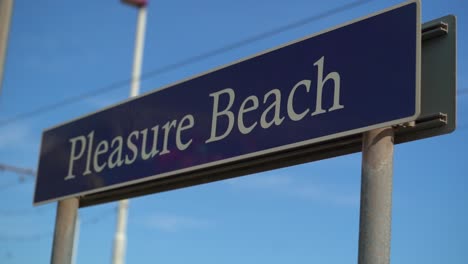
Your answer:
0;0;371;127
0;163;35;192
0;163;35;177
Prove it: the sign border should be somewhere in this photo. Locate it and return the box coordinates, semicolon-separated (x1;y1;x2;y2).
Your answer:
34;0;421;205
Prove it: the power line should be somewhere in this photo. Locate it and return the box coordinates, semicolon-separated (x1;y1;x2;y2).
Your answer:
0;163;36;191
0;163;35;177
0;0;371;127
0;77;130;127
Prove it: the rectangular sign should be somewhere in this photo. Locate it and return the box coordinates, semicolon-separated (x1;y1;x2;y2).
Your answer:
34;1;420;205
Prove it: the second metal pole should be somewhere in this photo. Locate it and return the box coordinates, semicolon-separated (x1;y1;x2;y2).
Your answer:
358;127;394;264
112;199;129;264
129;6;146;98
112;5;147;264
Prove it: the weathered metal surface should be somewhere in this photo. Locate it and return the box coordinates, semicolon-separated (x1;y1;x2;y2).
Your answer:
51;198;79;264
358;127;394;264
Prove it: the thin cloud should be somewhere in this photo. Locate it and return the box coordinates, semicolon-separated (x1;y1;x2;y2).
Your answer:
226;174;293;189
294;185;360;207
0;123;39;156
0;123;30;148
0;214;53;239
226;173;359;207
143;212;212;232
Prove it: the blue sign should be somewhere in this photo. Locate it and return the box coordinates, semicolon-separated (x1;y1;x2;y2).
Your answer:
34;1;420;205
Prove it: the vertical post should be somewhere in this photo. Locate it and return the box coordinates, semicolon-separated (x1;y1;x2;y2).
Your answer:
0;0;14;94
112;3;147;264
51;198;79;264
358;127;394;264
129;6;147;97
112;200;129;264
71;215;80;264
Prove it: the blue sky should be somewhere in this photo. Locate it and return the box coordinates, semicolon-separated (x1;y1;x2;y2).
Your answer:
0;0;467;263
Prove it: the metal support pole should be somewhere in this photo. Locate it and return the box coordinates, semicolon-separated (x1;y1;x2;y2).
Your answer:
112;5;147;264
358;127;394;264
129;6;146;97
0;0;14;94
51;198;79;264
112;200;129;264
71;215;80;264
